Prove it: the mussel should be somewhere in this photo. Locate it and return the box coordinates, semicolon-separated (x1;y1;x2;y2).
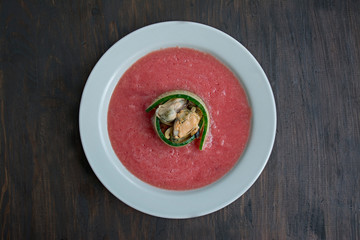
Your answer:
146;90;210;150
155;98;187;125
172;107;202;142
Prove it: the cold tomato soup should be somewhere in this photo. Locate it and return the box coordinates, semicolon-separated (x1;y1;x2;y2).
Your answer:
108;47;251;190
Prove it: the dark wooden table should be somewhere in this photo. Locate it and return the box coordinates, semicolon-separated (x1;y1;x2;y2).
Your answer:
1;0;359;239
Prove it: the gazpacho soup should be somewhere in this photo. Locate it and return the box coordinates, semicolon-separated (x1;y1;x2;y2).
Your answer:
107;47;251;190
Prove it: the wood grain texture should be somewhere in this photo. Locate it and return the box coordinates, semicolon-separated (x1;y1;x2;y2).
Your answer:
1;0;359;239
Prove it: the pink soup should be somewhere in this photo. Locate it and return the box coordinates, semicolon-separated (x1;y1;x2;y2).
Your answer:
108;47;251;190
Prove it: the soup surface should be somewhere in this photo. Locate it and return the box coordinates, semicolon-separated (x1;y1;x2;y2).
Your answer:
108;47;251;190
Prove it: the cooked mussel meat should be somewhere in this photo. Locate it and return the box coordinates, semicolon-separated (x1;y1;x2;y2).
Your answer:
155;98;187;125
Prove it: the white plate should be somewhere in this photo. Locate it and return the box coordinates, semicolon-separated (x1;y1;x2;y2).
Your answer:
79;21;276;219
